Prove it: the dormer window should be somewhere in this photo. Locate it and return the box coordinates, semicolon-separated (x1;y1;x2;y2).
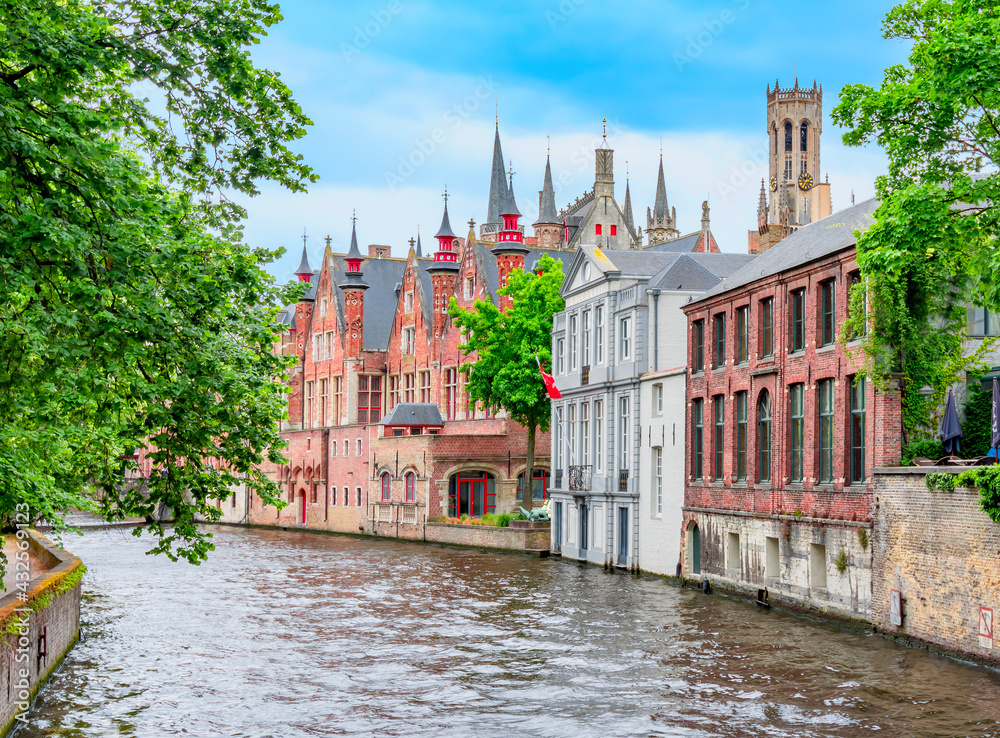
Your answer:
595;224;602;236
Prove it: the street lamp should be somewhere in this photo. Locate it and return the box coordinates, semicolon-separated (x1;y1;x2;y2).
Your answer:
918;385;934;397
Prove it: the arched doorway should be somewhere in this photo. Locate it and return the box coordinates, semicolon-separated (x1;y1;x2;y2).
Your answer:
298;489;307;525
688;521;701;575
448;471;496;517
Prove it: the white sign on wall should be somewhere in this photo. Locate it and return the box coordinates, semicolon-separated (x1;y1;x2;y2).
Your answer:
980;607;993;650
890;589;902;627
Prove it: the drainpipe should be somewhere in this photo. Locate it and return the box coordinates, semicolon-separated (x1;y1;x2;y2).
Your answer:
323;428;330;523
651;289;661;372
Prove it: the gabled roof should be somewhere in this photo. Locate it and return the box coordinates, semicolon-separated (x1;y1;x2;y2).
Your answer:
692;198;878;304
651;253;756;292
328;256;405;350
644;231;704;253
381;402;444;426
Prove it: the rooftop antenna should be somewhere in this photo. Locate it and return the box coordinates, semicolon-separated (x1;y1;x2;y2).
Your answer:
302;228;308;248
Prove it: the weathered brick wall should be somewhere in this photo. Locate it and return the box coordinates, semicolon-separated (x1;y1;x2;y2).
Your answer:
423;522;550;552
0;531;83;737
872;469;1000;666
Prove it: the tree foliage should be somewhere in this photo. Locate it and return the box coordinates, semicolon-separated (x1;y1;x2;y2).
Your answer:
449;255;566;508
0;0;315;563
833;0;1000;437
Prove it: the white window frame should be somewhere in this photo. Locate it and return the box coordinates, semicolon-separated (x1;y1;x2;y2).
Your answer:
356;438;362;456
582;310;591;367
653;446;663;516
580;402;590;467
568;404;577;466
654;383;663;415
569;315;578;372
556;338;566;375
404;290;413;312
619;395;630;471
619;317;632;362
595;304;605;365
402;326;415;356
594;400;604;472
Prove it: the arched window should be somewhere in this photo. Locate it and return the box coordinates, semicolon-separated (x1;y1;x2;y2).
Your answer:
757;391;771;483
773;125;778;154
405;472;416;503
784;122;793;152
800;121;809;152
380;472;391;502
516;469;551;501
448;471;496;517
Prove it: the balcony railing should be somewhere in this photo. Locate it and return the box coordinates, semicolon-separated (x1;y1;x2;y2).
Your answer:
581;365;590;386
554;469;563;488
568;465;593;491
618;469;630;492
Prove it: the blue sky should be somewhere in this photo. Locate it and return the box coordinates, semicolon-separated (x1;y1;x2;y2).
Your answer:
241;0;909;280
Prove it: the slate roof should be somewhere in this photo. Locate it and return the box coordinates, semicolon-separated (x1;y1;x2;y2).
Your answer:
486;126;510;227
294;244;313;275
534;156;559;225
651;253;757;292
692;198;879;304
328;256;405;351
600;250;684;276
643;231;704;253
653;155;669;220
380;402;444;426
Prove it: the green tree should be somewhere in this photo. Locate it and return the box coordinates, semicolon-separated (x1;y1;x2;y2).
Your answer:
0;0;315;565
833;0;999;438
449;255;566;511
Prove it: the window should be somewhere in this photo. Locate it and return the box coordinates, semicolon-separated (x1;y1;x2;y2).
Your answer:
735;391;747;481
404;290;413;312
736;307;749;364
568;404;577;465
324;331;333;360
594;400;604;472
818;378;834;483
569;315;578;371
404;373;415;403
448;471;496;517
331;484;337;504
653;384;663;414
319;379;328;427
405;472;416;502
820;280;835;346
380;472;391;502
693;399;704;480
356;487;362;507
595;224;602;235
555;406;564;473
810;544;828;588
610;225;617;236
693;320;705;372
595;305;605;365
402;326;415;355
790;383;804;482
728;531;740;572
419;371;431;403
444;368;457;420
850;272;867;338
356;438;362;456
582;310;591;367
800;121;808;152
713;314;726;369
784;121;793;152
713;396;724;480
516;469;550;501
757;391;771;483
342;439;348;457
357;375;382;424
850;376;867;485
389;376;400;410
331;439;337;457
760;298;773;358
969;306;1000;336
334;376;342;425
556;338;566;375
784;157;792;181
305;381;314;429
619;317;632;361
465;277;474;300
344;486;349;506
790;289;805;352
580;402;590;467
766;537;779;578
320;297;328;318
619;396;630;470
312;334;320;362
653;447;663;516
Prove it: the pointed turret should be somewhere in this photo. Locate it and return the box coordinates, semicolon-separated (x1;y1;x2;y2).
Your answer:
481;125;510;241
623;178;635;234
415;232;423;257
757;179;768;228
338;216;368;359
534;155;559;226
653;155;668;220
338;217;369;292
646;154;679;245
493;172;527;254
502;172;521;218
294;243;313;282
428;191;460;271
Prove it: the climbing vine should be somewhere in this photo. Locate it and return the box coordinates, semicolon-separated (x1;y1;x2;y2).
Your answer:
954;467;1000;523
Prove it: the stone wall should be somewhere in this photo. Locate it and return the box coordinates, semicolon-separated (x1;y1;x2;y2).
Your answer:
0;530;83;737
872;468;1000;666
423;521;550;553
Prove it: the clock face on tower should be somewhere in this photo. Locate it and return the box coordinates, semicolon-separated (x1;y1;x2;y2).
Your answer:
769;175;777;192
798;171;815;191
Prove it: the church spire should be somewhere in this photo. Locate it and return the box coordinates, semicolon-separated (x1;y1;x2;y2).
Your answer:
623;166;635;234
757;179;768;227
415;231;423;257
653;154;668;220
534;154;559;226
484;124;510;237
294;242;313;282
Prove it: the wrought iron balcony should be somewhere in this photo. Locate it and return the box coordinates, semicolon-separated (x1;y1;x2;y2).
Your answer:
581;365;590;386
568;465;593;491
554;469;563;488
618;469;630;492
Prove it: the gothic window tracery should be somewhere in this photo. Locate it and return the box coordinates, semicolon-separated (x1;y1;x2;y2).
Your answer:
784;122;793;152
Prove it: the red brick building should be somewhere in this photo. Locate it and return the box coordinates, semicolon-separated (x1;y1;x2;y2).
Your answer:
680;198;903;620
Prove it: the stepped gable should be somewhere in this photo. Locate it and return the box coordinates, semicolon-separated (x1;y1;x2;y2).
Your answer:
328;254;405;351
694;198;878;304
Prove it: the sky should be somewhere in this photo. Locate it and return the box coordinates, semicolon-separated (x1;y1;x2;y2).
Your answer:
240;0;911;282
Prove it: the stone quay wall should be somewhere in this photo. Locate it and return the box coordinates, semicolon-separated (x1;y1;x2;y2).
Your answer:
422;521;550;553
0;530;83;737
872;468;1000;667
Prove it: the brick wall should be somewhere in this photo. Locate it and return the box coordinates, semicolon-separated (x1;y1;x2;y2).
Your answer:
0;531;83;737
872;468;1000;666
424;522;550;552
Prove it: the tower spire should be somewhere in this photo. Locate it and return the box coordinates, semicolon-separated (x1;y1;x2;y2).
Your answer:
484;125;510;239
623;172;635;234
294;240;313;282
534;152;558;226
653;154;668;220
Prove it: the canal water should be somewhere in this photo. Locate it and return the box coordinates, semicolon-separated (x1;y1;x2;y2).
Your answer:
20;526;1000;737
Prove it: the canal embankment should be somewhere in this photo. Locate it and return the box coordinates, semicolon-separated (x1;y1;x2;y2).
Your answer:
0;529;83;737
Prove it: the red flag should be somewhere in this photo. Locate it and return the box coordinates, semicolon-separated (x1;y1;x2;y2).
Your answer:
539;366;562;399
